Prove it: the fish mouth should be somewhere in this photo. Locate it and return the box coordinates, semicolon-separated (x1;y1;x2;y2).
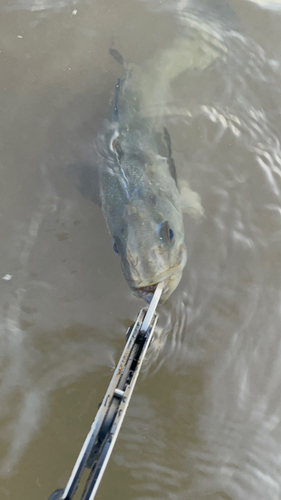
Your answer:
129;246;187;303
129;260;184;289
132;283;159;303
132;272;182;304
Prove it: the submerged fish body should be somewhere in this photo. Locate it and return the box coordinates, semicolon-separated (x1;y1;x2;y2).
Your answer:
98;54;188;303
65;37;217;301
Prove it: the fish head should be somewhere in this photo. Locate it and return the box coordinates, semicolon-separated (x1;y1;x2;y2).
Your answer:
110;184;187;304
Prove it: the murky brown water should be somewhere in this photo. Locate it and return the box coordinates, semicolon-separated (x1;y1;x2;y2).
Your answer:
1;0;281;499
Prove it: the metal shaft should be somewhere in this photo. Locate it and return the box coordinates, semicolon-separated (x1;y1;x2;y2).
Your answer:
48;283;163;500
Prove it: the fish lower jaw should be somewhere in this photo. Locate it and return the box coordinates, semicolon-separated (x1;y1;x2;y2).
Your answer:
132;283;158;303
132;277;171;304
131;271;183;304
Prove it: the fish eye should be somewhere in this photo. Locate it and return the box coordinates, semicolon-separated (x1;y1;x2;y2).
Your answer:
158;221;175;244
113;242;119;254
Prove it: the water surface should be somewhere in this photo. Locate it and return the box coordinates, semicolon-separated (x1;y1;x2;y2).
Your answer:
1;1;281;499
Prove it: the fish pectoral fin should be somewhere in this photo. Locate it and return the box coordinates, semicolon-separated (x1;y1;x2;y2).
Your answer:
153;126;171;158
178;179;204;219
64;164;101;207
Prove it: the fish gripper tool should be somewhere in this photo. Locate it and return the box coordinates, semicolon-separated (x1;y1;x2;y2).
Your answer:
48;282;164;500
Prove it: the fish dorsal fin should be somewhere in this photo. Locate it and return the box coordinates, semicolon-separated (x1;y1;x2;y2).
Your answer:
112;78;121;122
154;126;171;158
153;126;178;186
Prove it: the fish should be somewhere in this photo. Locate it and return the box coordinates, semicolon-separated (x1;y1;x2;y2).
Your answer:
97;49;192;304
67;38;214;303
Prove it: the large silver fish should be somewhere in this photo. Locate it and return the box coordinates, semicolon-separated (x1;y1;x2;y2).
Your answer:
97;50;191;304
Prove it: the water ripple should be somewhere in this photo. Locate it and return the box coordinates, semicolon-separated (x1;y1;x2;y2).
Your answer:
126;11;281;498
5;0;78;12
